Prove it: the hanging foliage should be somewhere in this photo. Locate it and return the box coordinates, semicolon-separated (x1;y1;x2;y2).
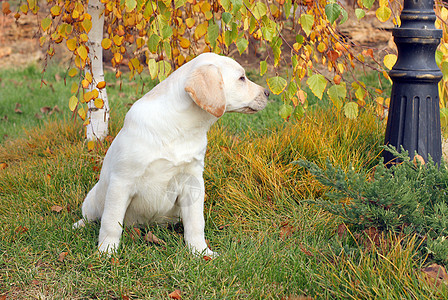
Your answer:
4;0;448;124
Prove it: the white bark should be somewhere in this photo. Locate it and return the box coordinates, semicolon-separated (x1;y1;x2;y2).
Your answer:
86;0;109;141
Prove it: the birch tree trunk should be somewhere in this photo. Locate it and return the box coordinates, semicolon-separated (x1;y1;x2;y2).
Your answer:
86;0;109;141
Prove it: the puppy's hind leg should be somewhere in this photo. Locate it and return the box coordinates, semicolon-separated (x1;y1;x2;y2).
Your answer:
73;183;103;229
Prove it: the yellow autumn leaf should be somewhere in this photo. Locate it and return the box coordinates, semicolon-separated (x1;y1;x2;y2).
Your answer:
77;45;88;61
91;89;99;99
50;5;61;17
20;4;28;14
204;10;213;20
68;68;78;77
148;58;157;80
69;96;78;111
101;38;112;50
113;35;124;46
201;1;211;13
87;140;95;151
94;98;104;109
383;53;397;70
65;24;73;35
72;9;80;19
96;81;106;89
442;7;448;21
317;43;327;53
78;106;86;120
114;52;123;63
66;38;77;51
79;33;88;43
83;91;93;103
71;82;78;93
376;6;391;22
136;37;145;49
85;72;93;83
81;79;90;89
179;37;191;49
186;18;195;29
41;18;52;31
194;22;208;40
82;18;92;33
177;55;185;66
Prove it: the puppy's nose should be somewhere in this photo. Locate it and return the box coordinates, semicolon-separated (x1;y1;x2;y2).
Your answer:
264;89;270;98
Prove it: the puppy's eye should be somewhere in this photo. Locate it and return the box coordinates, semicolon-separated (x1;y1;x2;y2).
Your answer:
239;75;246;82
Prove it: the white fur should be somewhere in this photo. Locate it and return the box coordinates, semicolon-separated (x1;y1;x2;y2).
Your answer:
73;53;269;256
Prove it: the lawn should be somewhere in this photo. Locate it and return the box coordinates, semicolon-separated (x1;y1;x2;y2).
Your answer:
0;65;446;299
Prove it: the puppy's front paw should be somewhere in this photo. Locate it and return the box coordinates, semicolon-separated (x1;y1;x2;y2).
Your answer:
98;237;119;255
190;246;219;258
72;219;85;229
202;248;219;258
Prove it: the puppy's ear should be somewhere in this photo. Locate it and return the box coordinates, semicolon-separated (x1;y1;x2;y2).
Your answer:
185;64;226;118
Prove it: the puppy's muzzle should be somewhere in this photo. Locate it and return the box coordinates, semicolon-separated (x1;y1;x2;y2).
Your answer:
244;89;269;114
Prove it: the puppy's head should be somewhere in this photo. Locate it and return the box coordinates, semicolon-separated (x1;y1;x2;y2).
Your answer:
184;53;269;118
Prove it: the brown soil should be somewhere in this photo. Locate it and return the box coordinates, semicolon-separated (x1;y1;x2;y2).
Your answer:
0;13;43;68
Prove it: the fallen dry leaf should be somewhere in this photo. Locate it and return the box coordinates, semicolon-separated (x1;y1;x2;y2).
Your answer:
361;227;381;250
0;162;7;170
121;295;130;300
127;227;141;241
203;255;212;261
337;224;348;239
280;222;294;240
0;294;6;300
15;226;28;234
299;244;313;257
40;106;52;114
51;205;63;213
58;251;68;262
422;263;448;287
45;147;53;155
49;105;61;115
145;231;166;245
413;154;425;167
168;289;182;299
14;103;22;114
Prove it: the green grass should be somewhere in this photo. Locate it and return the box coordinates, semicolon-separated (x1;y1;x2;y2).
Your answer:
1;66;445;299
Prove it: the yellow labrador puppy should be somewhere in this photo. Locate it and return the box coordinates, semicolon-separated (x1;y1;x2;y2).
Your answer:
73;53;270;256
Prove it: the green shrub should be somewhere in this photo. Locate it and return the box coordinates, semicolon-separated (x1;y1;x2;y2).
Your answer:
298;146;448;264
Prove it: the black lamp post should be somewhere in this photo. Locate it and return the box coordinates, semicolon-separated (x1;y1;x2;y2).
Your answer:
383;0;443;164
